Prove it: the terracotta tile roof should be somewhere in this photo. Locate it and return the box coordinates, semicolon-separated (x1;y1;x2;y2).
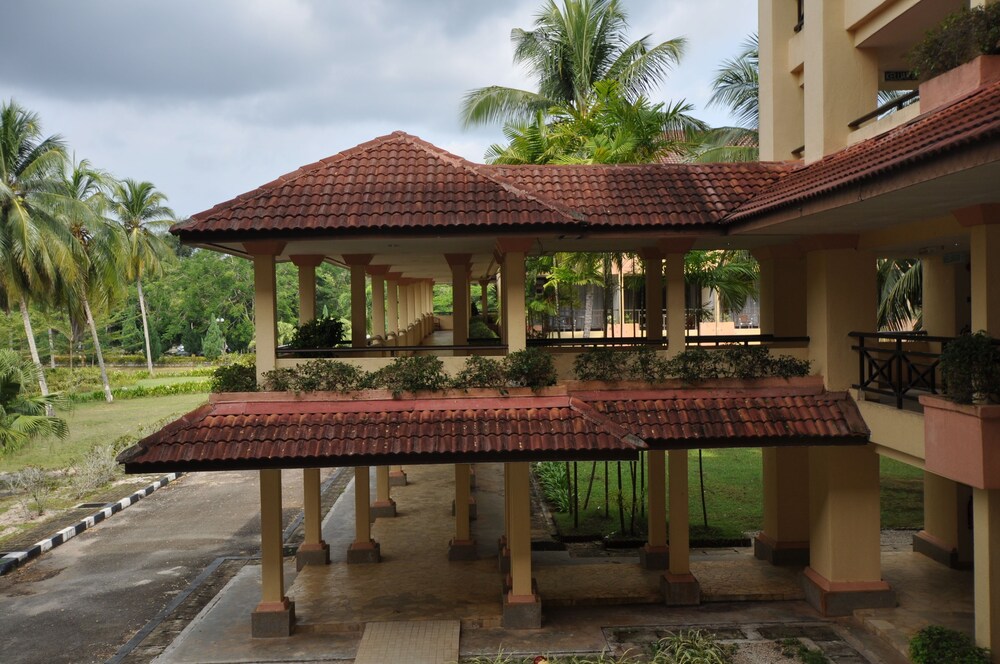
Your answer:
482;162;788;228
117;390;645;472
572;383;870;448
727;79;1000;223
172;132;582;238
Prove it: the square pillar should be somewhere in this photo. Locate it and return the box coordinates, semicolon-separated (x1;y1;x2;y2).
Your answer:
641;450;668;569
290;255;323;325
386;273;401;339
503;461;541;627
803;445;894;616
252;469;295;637
347;466;380;563
343;254;373;348
755;447;810;565
497;239;533;352
753;246;807;338
372;465;396;519
641;249;663;343
245;241;285;381
479;278;490;321
446;254;471;347
368;266;389;342
663;245;692;357
955;205;1000;335
916;471;971;568
663;450;700;605
398;280;411;343
296;467;330;570
449;463;477;560
759;0;805;162
973;488;1000;654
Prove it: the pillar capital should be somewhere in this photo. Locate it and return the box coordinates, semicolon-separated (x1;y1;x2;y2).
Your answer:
444;253;472;268
366;264;391;276
243;240;286;256
289;254;324;268
954;203;1000;227
495;237;535;255
751;243;804;261
342;253;373;267
657;237;696;254
639;247;663;261
795;234;859;253
385;272;402;281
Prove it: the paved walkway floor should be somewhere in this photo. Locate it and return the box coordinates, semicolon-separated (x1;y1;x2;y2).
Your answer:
353;621;459;664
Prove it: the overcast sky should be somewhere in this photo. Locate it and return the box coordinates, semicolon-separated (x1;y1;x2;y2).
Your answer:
2;1;757;218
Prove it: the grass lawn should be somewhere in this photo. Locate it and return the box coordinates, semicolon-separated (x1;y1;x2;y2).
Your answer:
133;376;210;388
549;449;925;540
0;393;208;472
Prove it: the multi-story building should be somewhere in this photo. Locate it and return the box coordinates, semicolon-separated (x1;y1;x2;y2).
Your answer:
120;0;1000;656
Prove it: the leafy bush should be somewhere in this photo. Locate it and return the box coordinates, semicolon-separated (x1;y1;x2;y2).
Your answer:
505;348;557;389
3;467;52;516
288;317;346;350
941;331;1000;404
908;5;1000;79
453;356;508;389
210;363;259;393
573;346;668;382
69;380;211;402
263;360;364;392
661;346;810;384
365;356;450;395
534;461;570;512
909;626;989;664
469;316;499;340
654;630;733;664
72;444;121;497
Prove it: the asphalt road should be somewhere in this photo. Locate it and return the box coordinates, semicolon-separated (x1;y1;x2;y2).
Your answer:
0;470;312;664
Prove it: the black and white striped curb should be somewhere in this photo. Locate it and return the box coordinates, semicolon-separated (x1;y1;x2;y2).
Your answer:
0;473;184;576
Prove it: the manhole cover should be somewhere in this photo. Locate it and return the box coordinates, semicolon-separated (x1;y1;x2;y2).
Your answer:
75;502;110;509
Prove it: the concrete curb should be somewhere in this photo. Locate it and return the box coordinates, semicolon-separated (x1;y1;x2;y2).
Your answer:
0;472;183;576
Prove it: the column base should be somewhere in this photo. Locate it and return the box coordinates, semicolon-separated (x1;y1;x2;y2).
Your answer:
801;567;896;617
371;499;397;519
251;598;296;638
346;539;381;564
754;533;810;566
501;589;542;629
913;530;969;569
662;572;701;606
448;538;478;561
295;541;330;570
451;497;477;520
389;470;407;487
639;544;670;570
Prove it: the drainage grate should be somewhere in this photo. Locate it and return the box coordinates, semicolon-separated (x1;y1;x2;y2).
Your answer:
75;502;110;509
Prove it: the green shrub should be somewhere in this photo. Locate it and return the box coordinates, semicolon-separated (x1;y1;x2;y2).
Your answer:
469;316;499;340
941;331;1000;404
210;363;258;393
534;461;570;512
909;5;1000;79
661;346;810;384
288;317;346;349
202;319;226;360
263;360;363;392
505;348;557;389
573;346;668;382
909;626;989;664
453;356;507;389
365;356;449;395
654;629;733;664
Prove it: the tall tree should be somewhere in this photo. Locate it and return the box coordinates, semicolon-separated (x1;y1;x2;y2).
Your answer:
461;0;686;128
693;34;760;163
110;179;175;374
61;159;123;401
0;100;77;401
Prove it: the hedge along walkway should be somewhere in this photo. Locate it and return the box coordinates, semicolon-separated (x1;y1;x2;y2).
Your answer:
0;473;182;575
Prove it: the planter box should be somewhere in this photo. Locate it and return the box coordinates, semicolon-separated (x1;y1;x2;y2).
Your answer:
919;55;1000;113
920;394;1000;490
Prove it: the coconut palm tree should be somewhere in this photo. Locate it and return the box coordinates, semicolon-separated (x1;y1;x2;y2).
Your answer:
692;35;760;163
61;159;124;401
0;348;66;452
110;179;175;374
461;0;686;128
0;100;77;400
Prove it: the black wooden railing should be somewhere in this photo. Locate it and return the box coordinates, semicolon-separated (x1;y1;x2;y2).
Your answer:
849;331;951;409
685;333;809;347
527;336;669;349
848;90;920;130
276;342;507;358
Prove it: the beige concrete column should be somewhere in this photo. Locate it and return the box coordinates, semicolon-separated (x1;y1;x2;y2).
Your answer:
497;240;532;352
662;241;693;357
343;254;372;348
368;266;388;342
347;466;380;563
372;465;396;519
479;278;490;320
804;241;876;390
290;255;323;324
641;249;663;342
386;273;400;337
973;488;1000;654
955;206;1000;335
759;0;805;161
641;450;668;569
802;0;879;162
803;445;892;615
245;242;284;381
503;461;541;627
923;255;959;338
664;449;700;605
449;464;477;560
753;246;807;338
398;280;412;344
447;255;471;347
755;447;810;565
252;468;294;636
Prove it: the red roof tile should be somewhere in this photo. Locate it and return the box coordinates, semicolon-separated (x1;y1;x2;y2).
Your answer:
574;385;869;448
117;391;645;472
727;79;1000;223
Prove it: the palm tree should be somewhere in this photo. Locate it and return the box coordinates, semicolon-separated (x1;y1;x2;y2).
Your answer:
692;35;760;163
61;159;124;401
0;100;77;400
684;250;760;328
461;0;686;128
0;348;67;452
110;179;174;374
878;258;922;331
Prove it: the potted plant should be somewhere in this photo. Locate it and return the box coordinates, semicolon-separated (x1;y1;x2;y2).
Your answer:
920;331;1000;489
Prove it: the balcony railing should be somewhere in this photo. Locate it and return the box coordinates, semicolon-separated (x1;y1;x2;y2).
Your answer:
685;333;809;347
527;336;669;349
848;90;920;130
849;331;951;409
